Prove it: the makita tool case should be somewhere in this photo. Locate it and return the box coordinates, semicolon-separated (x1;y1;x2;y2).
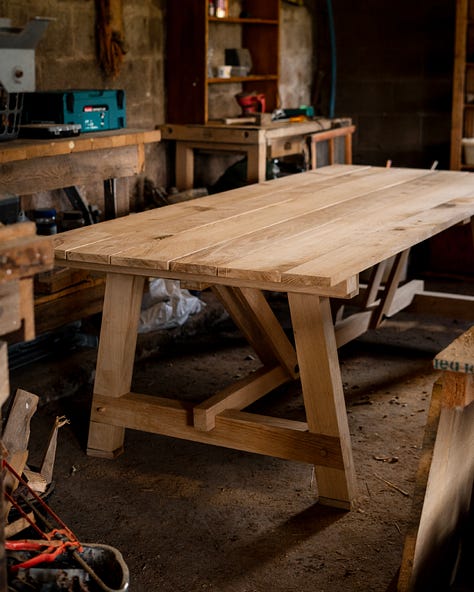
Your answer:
22;89;126;132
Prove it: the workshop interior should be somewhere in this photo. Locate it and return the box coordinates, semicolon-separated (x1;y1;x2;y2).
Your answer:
0;1;473;591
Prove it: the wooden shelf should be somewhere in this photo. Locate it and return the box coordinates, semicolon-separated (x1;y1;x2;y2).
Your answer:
208;17;278;25
208;74;278;84
165;0;280;124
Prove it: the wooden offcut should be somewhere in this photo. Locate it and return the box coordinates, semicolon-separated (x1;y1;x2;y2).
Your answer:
398;326;474;591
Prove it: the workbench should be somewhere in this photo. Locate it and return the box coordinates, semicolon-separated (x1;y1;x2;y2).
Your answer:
0;128;161;218
161;119;354;188
0;128;161;336
54;164;474;510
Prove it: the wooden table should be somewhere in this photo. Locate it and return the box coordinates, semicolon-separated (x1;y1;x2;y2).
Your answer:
53;164;474;510
161;119;354;188
0;128;161;218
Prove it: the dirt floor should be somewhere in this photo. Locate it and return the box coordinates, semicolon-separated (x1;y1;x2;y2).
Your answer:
6;281;474;592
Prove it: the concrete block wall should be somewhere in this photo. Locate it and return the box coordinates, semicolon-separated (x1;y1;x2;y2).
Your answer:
315;0;455;170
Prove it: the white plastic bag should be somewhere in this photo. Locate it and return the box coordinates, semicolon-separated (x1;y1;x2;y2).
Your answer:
138;278;204;333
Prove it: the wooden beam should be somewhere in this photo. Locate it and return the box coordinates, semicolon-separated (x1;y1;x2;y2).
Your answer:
90;392;344;469
193;365;291;431
406;290;474;320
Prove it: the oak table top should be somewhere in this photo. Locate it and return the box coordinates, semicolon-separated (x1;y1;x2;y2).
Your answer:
55;164;474;296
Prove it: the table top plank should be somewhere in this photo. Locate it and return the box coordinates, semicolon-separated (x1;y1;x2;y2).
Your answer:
55;166;432;269
170;170;474;286
283;196;474;288
54;166;474;294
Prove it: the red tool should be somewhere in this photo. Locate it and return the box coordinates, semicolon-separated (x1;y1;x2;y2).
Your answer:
3;459;83;572
3;459;127;592
5;539;81;573
235;91;266;115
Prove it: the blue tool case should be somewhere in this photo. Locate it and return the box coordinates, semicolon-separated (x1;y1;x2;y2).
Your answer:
22;89;126;132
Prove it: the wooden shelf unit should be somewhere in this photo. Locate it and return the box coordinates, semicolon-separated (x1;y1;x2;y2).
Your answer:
450;0;474;169
165;0;280;124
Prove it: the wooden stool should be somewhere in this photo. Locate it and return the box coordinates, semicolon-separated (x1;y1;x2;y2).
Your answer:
398;326;474;591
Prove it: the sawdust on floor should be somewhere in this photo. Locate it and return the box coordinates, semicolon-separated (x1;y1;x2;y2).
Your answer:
7;289;474;592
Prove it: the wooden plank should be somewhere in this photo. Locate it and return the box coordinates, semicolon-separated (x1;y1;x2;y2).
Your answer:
89;392;344;468
167;168;435;279
0;282;21;335
0;341;9;407
0;129;161;164
40;415;69;485
288;293;357;509
18;278;35;341
385;279;425;317
362;261;388;308
0;146;141;195
406;290;474;320
55;166;372;263
398;379;444;592
193;365;290;431
34;267;98;294
2;389;39;520
4;512;35;538
2;389;39;456
180;173;473;288
398;380;474;591
282;199;474;288
34;277;104;335
56;167;433;275
335;310;372;348
237;286;299;376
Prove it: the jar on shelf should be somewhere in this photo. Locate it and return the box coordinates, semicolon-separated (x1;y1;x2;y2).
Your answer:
216;0;228;18
33;208;57;235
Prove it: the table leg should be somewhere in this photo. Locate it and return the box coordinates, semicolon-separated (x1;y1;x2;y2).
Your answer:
246;141;268;184
288;292;357;509
87;272;145;458
175;142;195;189
103;178;130;219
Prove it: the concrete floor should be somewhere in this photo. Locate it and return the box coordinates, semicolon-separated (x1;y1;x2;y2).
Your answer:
6;281;474;592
